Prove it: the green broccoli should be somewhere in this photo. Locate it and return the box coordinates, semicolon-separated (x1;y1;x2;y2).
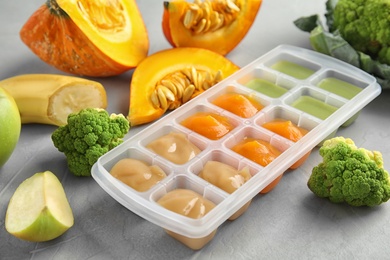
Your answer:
294;0;390;89
331;0;390;65
308;137;390;207
51;108;130;177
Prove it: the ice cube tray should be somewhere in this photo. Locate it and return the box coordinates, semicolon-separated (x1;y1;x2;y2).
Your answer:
92;45;381;241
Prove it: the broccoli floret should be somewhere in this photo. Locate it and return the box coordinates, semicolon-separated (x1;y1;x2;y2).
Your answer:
332;0;390;64
308;137;390;207
51;108;130;177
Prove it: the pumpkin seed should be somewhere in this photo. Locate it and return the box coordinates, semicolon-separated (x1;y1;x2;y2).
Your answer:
182;0;240;34
150;91;160;109
152;66;223;109
157;88;168;110
158;85;175;102
182;84;196;103
160;80;177;96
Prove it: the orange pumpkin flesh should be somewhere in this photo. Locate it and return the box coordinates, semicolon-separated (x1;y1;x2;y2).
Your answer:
162;0;263;55
20;0;149;77
128;47;239;126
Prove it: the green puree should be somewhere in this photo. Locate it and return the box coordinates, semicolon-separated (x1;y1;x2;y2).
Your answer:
317;77;362;99
271;60;315;80
292;96;337;120
245;78;288;98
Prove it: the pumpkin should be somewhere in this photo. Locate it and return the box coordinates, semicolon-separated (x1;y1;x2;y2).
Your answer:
162;0;263;56
20;0;149;77
128;47;239;126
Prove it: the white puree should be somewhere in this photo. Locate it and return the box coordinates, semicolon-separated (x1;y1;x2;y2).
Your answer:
146;132;201;164
199;161;251;194
110;158;167;192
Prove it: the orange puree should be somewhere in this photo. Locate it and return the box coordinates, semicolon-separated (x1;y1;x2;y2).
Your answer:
232;138;281;166
212;92;264;118
262;119;310;169
262;119;308;142
181;112;234;140
110;158;167;192
232;138;282;193
157;189;217;250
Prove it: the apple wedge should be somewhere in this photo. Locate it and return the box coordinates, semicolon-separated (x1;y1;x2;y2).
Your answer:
5;171;74;242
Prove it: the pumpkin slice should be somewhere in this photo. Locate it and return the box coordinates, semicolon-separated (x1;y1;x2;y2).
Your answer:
20;0;149;77
128;47;239;126
162;0;263;56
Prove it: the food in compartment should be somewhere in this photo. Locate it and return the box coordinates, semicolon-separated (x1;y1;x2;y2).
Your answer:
317;77;362;99
245;78;288;98
199;161;252;220
212;92;264;117
262;119;310;169
181;112;235;140
231;138;282;193
91;45;381;246
271;60;315;79
291;96;337;120
146;132;201;164
110;158;167;192
157;189;217;250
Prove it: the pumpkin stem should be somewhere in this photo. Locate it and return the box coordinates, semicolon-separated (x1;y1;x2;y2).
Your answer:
46;0;69;17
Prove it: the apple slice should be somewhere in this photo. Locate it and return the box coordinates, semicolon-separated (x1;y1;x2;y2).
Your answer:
5;171;74;242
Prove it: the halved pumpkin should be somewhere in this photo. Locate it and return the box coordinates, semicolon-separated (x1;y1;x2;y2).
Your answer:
128;47;239;126
162;0;262;56
20;0;149;77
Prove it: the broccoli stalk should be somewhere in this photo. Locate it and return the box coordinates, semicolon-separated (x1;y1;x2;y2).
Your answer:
51;108;130;177
308;137;390;207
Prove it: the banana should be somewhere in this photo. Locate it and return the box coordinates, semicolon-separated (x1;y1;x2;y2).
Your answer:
0;74;107;126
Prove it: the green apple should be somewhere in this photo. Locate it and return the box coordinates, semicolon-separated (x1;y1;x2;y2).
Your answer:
0;87;21;167
5;171;74;242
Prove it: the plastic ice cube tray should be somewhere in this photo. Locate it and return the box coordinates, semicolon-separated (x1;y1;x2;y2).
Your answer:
92;45;381;240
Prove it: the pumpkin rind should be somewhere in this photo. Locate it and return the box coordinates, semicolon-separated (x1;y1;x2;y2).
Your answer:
162;0;262;56
20;0;149;77
128;47;239;126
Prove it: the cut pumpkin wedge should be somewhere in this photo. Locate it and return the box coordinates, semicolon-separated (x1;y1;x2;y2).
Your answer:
128;47;239;126
20;0;149;76
162;0;263;55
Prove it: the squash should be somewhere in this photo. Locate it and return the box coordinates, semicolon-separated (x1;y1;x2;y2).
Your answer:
20;0;149;77
128;47;239;126
162;0;263;56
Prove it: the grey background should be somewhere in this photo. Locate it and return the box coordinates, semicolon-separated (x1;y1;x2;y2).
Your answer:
1;0;390;259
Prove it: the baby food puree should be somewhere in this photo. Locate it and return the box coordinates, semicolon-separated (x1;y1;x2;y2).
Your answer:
110;158;167;192
231;138;283;193
271;60;315;79
199;161;252;220
147;132;201;164
292;96;337;120
157;189;217;250
212;92;264;117
317;77;362;99
181;112;234;140
245;78;288;98
262;119;310;169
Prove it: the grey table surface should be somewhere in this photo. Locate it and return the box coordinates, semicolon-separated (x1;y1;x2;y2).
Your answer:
1;0;390;259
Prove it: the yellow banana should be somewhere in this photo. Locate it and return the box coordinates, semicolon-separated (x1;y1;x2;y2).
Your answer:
0;74;107;126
